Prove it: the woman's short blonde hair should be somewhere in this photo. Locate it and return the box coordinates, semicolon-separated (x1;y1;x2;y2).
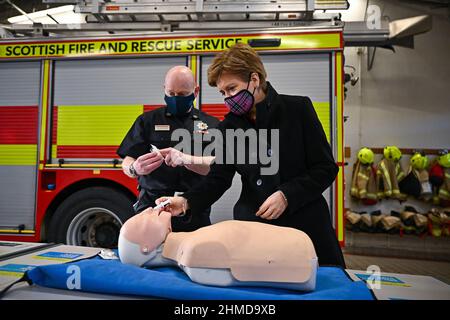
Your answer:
207;43;267;91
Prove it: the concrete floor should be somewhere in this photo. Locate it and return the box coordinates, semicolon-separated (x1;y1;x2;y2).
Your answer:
344;253;450;285
344;231;450;262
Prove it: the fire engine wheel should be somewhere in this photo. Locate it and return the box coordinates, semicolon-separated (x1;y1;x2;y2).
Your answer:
47;186;135;248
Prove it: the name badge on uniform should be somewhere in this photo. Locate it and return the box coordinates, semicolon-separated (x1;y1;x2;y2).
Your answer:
155;124;170;131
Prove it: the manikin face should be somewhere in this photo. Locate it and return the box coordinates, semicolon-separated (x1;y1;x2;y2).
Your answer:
120;207;172;254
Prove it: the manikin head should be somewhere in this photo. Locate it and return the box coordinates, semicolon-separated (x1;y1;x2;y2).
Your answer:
118;207;172;266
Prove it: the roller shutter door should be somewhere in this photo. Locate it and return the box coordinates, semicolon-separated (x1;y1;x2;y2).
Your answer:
0;61;41;230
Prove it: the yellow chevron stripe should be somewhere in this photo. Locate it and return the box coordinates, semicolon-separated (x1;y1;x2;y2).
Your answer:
0;145;37;165
57;105;143;146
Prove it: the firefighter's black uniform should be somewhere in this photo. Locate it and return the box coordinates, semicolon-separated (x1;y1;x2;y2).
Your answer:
182;82;346;267
117;107;219;232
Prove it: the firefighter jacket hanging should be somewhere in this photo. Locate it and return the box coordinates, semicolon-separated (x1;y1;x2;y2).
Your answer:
350;160;378;205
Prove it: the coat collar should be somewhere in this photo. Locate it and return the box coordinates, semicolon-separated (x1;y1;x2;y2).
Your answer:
256;81;278;110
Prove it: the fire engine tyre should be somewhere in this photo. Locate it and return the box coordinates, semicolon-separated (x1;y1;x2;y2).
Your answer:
47;186;135;248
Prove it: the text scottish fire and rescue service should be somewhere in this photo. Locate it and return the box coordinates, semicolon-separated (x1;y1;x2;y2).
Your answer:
2;37;244;58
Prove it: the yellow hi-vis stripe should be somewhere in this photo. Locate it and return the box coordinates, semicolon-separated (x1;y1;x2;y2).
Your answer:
189;55;198;109
57;105;143;146
380;161;393;190
337;166;344;242
189;55;197;79
0;145;37;165
39;60;50;162
0;33;342;60
336;52;344;243
336;52;343;163
439;188;450;199
51;145;57;159
312;102;330;143
357;172;369;180
0;229;35;234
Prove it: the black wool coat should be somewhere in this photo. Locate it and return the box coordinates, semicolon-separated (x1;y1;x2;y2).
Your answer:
183;82;345;268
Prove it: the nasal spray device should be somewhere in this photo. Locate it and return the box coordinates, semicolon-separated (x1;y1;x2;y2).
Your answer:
148;144;178;214
150;144;159;153
154;199;171;210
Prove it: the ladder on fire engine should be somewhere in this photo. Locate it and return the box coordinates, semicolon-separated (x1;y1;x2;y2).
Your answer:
45;0;349;19
3;0;348;35
0;0;431;51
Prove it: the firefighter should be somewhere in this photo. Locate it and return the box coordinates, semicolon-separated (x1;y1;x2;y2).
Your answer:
117;66;219;232
156;43;346;268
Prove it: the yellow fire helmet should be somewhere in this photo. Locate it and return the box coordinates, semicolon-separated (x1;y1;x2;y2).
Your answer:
357;147;374;165
438;152;450;168
383;146;402;161
410;152;429;170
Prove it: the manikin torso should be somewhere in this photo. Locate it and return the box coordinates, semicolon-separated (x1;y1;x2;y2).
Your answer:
118;209;318;291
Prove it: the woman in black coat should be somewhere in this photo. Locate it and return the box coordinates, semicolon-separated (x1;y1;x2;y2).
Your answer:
157;43;346;268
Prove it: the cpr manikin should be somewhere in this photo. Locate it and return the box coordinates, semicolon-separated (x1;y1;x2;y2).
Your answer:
118;207;318;291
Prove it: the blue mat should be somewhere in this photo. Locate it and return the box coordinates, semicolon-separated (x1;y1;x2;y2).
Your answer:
25;256;374;300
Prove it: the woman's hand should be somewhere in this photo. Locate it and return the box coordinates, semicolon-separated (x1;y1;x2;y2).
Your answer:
160;148;190;167
160;147;214;176
155;196;188;216
255;191;288;220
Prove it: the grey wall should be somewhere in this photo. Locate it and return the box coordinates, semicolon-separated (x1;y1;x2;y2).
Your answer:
344;0;450;213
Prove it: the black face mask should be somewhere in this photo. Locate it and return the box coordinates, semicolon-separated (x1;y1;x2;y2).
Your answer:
164;93;195;115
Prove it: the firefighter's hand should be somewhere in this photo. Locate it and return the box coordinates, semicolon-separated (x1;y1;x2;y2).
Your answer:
155;196;188;216
160;148;191;167
133;151;164;175
255;191;288;220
